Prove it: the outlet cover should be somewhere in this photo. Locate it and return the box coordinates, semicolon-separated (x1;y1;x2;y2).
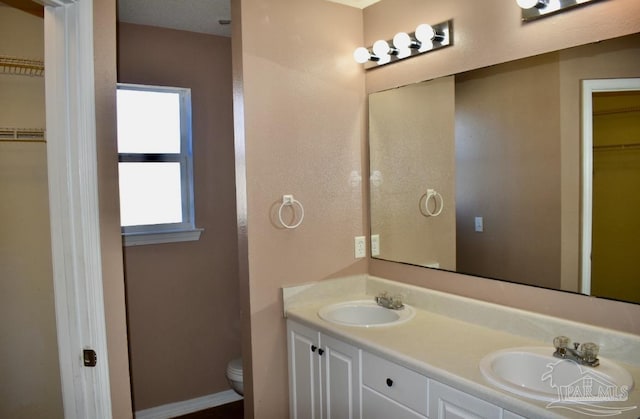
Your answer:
355;236;366;258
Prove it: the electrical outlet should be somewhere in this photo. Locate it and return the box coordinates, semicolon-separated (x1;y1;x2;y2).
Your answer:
354;236;366;258
371;234;380;256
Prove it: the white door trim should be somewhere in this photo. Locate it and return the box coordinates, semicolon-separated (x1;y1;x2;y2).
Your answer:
44;0;113;417
580;78;640;296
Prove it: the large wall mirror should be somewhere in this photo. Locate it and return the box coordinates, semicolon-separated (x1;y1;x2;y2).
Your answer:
369;32;640;305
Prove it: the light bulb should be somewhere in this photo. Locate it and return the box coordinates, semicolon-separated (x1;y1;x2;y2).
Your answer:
418;40;434;53
353;47;371;64
372;40;391;57
397;48;412;59
393;32;411;49
516;0;545;9
415;24;436;42
377;54;391;65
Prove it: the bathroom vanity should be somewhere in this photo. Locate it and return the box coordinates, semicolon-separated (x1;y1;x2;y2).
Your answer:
283;276;640;419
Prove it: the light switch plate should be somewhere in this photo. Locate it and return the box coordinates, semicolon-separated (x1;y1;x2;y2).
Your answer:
371;234;380;256
475;216;484;232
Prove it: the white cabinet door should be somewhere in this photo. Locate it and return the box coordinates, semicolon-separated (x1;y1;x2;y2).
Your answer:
321;333;361;419
362;387;428;419
287;320;361;419
288;321;321;419
429;380;502;419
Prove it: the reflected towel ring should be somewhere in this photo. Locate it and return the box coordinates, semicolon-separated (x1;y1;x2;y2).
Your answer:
425;189;444;217
278;194;305;229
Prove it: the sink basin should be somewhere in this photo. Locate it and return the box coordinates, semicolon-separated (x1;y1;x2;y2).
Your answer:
318;300;415;327
480;347;634;402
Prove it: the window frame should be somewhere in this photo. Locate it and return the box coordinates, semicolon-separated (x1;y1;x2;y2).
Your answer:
116;83;202;246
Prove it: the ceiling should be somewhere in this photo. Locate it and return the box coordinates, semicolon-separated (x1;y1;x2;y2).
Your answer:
118;0;232;37
117;0;380;38
1;0;380;38
0;0;43;18
326;0;380;8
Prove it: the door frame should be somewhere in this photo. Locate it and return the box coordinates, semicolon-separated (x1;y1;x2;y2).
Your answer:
44;0;113;417
580;78;640;295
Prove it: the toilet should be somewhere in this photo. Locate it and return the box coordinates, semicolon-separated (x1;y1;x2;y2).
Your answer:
226;357;244;396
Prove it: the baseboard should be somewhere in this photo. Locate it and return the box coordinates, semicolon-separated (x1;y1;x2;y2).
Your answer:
135;390;243;419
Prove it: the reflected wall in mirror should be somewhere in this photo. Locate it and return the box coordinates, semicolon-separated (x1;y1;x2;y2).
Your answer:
369;33;640;305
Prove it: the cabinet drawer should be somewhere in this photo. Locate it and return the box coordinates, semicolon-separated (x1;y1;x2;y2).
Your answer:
362;352;429;416
363;386;428;419
429;380;501;419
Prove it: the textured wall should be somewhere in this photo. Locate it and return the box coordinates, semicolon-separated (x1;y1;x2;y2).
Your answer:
455;53;561;289
233;0;367;417
118;23;240;410
370;76;456;270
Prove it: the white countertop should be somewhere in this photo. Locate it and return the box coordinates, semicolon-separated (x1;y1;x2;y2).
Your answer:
283;275;640;419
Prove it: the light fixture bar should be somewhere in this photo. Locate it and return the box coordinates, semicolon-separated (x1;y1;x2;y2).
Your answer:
355;20;452;69
519;0;604;22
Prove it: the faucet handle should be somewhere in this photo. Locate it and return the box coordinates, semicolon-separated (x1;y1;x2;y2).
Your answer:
580;342;599;363
553;335;570;350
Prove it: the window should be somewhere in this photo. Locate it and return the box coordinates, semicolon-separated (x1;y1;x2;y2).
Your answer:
116;83;202;246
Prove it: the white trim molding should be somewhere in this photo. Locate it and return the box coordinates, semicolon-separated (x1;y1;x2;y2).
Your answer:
135;390;243;419
45;0;113;418
580;78;640;295
123;228;204;246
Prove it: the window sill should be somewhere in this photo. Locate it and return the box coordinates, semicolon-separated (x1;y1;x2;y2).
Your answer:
122;228;204;247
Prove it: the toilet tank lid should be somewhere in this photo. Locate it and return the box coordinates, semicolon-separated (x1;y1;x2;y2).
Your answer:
227;357;243;374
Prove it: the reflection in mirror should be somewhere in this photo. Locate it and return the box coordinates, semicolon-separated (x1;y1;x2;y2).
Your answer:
369;33;640;305
369;76;456;270
586;85;640;304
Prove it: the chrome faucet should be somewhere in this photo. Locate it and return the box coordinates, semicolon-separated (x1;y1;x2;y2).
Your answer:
552;336;600;367
375;292;404;310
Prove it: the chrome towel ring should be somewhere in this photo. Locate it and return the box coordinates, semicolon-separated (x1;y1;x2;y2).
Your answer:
424;188;444;217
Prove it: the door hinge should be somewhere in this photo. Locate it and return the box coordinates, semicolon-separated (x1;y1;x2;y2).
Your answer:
83;349;97;367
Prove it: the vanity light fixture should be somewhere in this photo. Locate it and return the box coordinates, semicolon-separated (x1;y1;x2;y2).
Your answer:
372;40;398;57
517;0;603;22
354;20;452;69
353;47;378;64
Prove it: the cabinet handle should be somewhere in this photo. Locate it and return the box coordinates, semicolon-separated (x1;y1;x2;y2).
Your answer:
318;348;325;356
386;378;393;387
311;345;317;352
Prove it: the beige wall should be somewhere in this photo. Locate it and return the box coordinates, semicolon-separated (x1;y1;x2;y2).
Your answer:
370;76;456;270
117;23;240;410
455;53;562;289
558;33;640;292
454;34;640;293
0;7;63;418
94;0;134;417
366;0;640;335
233;0;367;416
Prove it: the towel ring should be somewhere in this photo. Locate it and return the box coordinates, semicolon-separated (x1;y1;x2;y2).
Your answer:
278;195;305;229
425;189;444;217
